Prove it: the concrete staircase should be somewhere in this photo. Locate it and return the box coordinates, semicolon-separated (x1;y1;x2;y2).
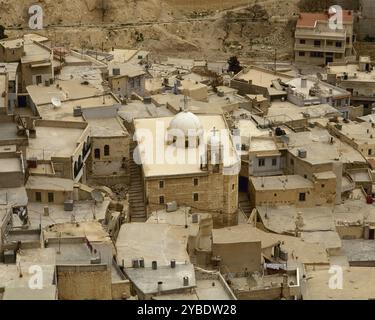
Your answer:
128;142;147;222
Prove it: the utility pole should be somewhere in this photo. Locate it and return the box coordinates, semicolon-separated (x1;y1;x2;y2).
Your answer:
274;48;277;75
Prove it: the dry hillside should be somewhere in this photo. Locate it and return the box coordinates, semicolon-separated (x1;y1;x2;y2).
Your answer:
0;0;300;61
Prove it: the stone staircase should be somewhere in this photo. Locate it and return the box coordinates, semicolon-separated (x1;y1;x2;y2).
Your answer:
128;142;147;222
239;192;252;218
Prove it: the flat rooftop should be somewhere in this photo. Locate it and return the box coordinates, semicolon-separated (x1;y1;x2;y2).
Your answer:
287;78;349;100
237;118;270;144
342;240;375;263
257;205;335;235
133;114;240;178
304;267;375;300
22;40;51;64
27;123;86;160
44;221;111;243
0;121;27;143
0;248;56;293
0;186;28;207
37;95;118;122
27;80;105;106
212;224;277;248
266;101;340;123
118;101;173;123
213;224;329;265
125;263;196;296
334;196;375;226
328;63;375;82
285;127;366;165
26;176;74;192
251;175;314;191
109;49;138;63
235;66;293;89
86;116;128;138
116;223;190;268
27;199;110;229
333;120;375;145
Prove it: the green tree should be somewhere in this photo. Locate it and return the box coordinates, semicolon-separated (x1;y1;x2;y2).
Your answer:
227;56;242;74
0;25;8;40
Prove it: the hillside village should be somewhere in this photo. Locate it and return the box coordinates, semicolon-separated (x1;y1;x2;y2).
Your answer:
0;0;375;301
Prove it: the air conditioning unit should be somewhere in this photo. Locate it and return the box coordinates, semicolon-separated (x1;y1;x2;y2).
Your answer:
166;201;178;212
64;200;74;211
73;106;82;117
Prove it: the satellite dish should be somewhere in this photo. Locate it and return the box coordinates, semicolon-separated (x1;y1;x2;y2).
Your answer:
91;189;104;203
51;96;62;108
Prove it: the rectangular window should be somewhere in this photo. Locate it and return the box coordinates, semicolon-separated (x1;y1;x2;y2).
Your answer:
104;145;110;156
314;40;321;47
258;158;265;167
193;178;199;186
232;184;235;191
193;193;199;202
299;193;306;202
299;51;305;57
36;75;42;85
159;180;164;189
300;39;306;44
36;192;42;202
369;149;372;156
272;158;277;166
336;41;342;48
327;41;333;46
94;148;100;159
159;196;165;204
48;192;54;203
310;52;324;58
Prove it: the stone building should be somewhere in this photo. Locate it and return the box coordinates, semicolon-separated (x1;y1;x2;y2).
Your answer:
326;57;375;114
133;111;240;226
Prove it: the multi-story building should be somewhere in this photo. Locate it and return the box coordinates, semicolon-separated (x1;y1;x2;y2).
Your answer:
294;10;355;65
133;111;240;226
326;56;375;114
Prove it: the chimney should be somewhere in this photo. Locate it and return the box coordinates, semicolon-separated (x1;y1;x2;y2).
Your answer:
183;276;189;287
301;77;307;89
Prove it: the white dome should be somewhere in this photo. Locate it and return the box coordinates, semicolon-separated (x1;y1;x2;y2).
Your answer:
168;111;203;136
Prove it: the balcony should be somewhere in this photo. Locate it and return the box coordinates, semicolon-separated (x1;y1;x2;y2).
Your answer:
294;43;345;53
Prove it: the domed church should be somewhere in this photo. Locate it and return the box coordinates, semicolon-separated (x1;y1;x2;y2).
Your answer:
133;107;241;227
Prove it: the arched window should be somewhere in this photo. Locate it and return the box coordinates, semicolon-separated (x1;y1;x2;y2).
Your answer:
104;145;110;156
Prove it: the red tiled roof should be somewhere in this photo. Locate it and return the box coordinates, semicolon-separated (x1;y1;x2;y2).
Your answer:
297;10;354;28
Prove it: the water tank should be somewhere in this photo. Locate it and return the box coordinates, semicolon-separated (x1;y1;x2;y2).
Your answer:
298;149;307;158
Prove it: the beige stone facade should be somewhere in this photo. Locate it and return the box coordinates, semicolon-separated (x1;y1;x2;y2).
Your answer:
294;11;355;66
